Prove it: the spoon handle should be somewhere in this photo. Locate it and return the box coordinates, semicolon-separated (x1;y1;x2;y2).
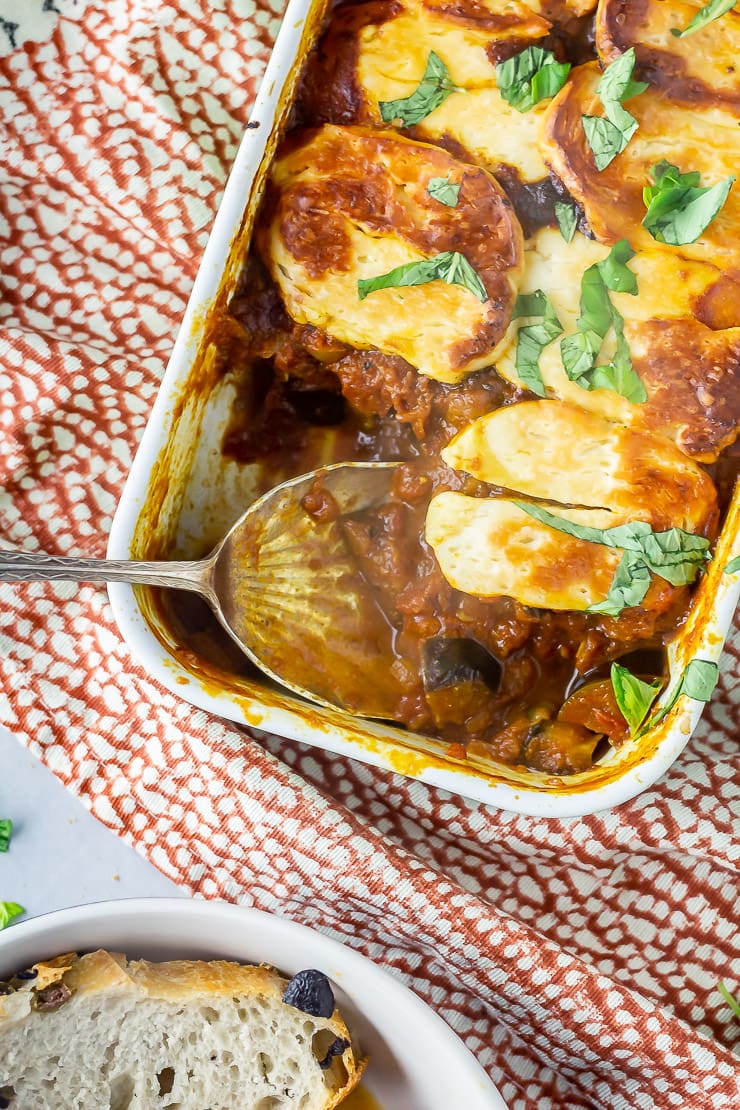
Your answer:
0;549;209;593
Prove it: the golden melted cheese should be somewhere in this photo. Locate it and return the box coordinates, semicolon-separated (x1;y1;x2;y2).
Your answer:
427;401;717;610
258;125;523;383
304;0;554;183
541;62;740;267
597;0;740;107
492;229;740;460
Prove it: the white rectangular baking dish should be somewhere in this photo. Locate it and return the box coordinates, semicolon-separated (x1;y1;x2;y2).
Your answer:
107;0;740;818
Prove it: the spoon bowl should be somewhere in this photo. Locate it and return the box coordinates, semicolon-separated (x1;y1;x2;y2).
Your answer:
0;462;405;719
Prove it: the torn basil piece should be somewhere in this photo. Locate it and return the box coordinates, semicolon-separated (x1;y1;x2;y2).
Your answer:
511;290;563;397
427;176;460;207
560;241;646;402
610;662;662;734
582;49;648;170
639;659;719;735
642;161;735;246
671;0;736;39
514;502;710;616
554;201;578;243
0;820;11;854
724;556;740;574
357;251;488;303
379;52;461;127
496;46;570;113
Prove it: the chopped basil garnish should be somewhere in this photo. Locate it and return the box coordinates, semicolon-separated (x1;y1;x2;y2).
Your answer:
583;48;648;170
514;502;710;615
554;201;578;243
357;251;488;303
511;291;563;397
427;176;460;207
496;46;571;113
639;658;719;735
642;160;735;246
560;240;646;403
724;556;740;574
610;662;662;734
718;981;740;1021
671;0;736;38
379;52;461;127
0;820;12;853
0;902;24;930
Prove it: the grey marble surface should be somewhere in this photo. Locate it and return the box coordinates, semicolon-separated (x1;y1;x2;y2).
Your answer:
0;724;183;923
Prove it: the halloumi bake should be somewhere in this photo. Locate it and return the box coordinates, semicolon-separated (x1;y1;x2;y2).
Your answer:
178;0;740;776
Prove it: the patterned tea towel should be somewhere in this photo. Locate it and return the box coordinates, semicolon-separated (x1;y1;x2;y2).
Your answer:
0;3;738;1108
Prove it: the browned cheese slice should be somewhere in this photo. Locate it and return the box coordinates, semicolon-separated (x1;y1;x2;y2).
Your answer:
426;400;718;610
541;62;740;267
299;0;554;185
493;229;740;460
257;125;523;383
597;0;740;109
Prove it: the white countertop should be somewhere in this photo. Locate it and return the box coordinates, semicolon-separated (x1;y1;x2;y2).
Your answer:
0;724;184;922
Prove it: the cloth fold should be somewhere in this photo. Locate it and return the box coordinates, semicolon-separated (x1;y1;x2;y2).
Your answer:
0;3;738;1107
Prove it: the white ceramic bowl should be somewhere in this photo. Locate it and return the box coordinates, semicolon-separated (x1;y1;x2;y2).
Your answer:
0;898;506;1109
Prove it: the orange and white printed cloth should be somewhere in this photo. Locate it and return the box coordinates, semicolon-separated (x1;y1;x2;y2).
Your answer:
0;3;739;1107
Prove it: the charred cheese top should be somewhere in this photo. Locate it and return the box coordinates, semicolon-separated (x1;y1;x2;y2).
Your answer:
257;125;523;383
541;62;740;267
300;0;553;183
493;229;740;460
427;401;718;610
597;0;740;108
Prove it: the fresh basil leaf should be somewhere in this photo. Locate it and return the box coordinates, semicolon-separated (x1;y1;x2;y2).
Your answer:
681;658;720;701
515;502;709;614
724;556;740;574
586;551;652;616
642;162;735;246
583;49;647;170
0;901;24;930
0;820;11;853
610;662;662;733
379;51;461;126
718;981;740;1021
554;201;578;242
640;658;720;734
671;0;736;38
560;241;644;400
597;239;637;294
511;291;563;397
496;46;570;113
427;176;460;207
357;251;488;303
597;47;649;105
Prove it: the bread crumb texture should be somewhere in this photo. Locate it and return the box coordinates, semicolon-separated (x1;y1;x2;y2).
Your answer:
0;951;365;1110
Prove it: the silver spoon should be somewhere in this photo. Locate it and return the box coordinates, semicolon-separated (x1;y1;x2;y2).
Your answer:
0;461;405;719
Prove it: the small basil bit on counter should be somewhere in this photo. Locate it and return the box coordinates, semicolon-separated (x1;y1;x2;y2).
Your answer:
642;160;735;246
514;502;710;615
583;48;648;171
496;46;571;113
0;902;24;930
560;240;647;402
639;658;719;734
554;200;578;242
610;662;662;734
0;820;12;853
718;981;740;1021
724;555;740;574
511;290;563;397
671;0;736;38
378;51;462;126
357;250;488;303
427;176;460;207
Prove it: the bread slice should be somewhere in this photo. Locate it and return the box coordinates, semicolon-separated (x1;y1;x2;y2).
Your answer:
0;950;366;1110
